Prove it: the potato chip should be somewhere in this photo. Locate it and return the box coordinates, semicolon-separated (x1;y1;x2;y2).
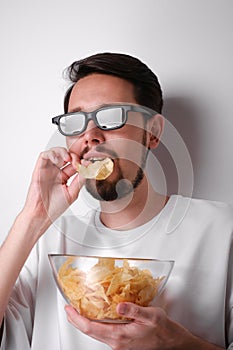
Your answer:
76;158;114;180
58;257;164;321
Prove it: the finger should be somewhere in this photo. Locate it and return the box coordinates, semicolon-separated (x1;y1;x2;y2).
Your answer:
41;147;71;167
117;303;165;325
65;305;83;328
65;306;112;338
61;161;85;188
67;173;85;203
70;152;81;170
65;305;124;336
61;162;77;182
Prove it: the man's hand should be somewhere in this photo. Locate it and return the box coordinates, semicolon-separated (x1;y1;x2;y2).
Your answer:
23;147;84;230
65;303;224;350
0;147;85;327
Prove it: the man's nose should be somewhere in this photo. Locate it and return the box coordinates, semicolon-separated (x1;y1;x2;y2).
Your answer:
83;120;105;146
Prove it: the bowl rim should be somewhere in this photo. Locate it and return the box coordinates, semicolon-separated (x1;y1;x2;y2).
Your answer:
48;253;175;265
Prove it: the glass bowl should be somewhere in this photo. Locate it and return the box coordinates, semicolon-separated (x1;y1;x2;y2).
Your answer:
48;254;174;323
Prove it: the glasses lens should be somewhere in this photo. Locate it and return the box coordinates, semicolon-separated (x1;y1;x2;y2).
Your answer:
96;107;124;129
59;113;85;135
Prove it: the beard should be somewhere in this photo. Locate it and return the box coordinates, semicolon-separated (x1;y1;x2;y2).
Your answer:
85;131;148;201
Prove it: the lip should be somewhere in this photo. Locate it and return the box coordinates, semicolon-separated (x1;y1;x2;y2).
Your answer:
82;151;114;161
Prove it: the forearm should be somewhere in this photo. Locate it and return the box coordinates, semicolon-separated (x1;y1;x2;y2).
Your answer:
172;318;225;350
184;334;225;350
0;210;51;326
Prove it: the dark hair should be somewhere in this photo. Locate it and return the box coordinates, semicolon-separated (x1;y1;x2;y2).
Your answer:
63;52;163;113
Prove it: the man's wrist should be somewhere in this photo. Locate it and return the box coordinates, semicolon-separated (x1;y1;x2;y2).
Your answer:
12;209;51;244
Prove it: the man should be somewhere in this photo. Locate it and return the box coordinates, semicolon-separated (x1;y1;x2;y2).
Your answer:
0;52;232;349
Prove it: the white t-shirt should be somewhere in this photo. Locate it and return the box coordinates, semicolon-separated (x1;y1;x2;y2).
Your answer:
1;195;233;349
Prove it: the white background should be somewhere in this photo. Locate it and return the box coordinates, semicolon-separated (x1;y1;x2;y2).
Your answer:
0;0;232;242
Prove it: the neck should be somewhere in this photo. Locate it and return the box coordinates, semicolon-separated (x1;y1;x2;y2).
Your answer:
99;175;169;230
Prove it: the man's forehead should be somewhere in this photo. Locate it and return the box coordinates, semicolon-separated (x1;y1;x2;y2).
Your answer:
68;73;137;112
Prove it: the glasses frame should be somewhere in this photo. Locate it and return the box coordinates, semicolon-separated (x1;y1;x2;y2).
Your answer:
52;103;158;136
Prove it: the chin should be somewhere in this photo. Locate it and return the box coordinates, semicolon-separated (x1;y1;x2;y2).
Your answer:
85;168;144;202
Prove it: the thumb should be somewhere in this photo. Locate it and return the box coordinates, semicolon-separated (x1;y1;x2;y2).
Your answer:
117;302;166;325
117;302;149;323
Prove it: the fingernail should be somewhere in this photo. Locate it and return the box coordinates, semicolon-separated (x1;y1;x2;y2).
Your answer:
64;305;73;315
64;305;69;312
52;155;59;164
117;303;128;315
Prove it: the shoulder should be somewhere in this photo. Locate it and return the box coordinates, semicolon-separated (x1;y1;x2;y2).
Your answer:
166;195;233;235
187;196;233;222
171;194;233;218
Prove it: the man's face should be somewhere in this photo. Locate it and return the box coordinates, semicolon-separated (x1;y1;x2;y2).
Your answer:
66;73;152;201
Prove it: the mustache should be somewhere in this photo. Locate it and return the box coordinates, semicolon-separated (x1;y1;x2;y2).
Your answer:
80;144;119;160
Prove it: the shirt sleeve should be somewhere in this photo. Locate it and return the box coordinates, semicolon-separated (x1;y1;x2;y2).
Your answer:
0;244;39;350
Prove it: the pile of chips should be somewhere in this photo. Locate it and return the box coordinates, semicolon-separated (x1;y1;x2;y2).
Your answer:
58;257;164;321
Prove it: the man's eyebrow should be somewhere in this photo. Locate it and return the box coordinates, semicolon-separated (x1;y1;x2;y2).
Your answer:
68;103;108;113
68;107;82;113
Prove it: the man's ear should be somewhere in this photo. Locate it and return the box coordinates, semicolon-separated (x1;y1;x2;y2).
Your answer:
147;114;164;149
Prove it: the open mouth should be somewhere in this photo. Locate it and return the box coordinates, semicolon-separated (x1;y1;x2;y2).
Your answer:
76;157;114;180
